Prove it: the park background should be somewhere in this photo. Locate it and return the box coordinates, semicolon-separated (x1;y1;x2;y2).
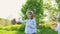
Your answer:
0;0;60;34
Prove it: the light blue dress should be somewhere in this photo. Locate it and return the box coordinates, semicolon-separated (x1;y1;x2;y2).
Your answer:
19;18;36;34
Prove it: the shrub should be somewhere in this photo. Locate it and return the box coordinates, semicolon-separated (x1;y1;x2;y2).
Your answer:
0;24;25;31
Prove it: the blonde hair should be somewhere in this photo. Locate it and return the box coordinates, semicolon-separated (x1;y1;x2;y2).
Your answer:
26;9;33;15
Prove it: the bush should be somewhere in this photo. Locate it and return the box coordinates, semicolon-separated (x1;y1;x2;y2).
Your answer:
0;24;25;31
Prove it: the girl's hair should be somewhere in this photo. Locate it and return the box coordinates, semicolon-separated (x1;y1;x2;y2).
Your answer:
26;9;33;15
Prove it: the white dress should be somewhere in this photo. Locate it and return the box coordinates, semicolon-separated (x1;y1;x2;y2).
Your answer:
19;18;36;34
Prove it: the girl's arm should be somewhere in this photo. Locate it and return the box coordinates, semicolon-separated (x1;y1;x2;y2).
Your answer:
16;18;26;24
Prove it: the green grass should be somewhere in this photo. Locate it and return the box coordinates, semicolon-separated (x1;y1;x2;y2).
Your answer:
37;28;57;34
0;29;57;34
0;30;17;34
0;28;58;34
0;25;58;34
0;30;25;34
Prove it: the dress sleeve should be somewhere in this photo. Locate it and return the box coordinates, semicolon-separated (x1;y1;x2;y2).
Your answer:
18;19;26;23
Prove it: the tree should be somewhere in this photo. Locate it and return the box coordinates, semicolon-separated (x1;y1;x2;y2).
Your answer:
44;0;58;21
21;0;44;24
56;0;60;12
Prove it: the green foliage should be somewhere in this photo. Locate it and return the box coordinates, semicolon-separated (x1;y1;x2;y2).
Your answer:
44;0;58;21
0;24;25;34
0;30;17;34
37;27;57;34
21;0;44;24
37;23;57;34
56;0;60;12
0;25;58;34
0;24;25;31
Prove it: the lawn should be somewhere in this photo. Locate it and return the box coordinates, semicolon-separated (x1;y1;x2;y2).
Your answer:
0;24;58;34
0;30;25;34
0;28;57;34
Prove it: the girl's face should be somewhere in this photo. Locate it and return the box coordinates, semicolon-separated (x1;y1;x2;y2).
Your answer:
27;13;33;19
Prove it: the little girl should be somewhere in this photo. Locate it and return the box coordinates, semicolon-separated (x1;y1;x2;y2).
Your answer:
17;10;36;34
52;14;60;34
